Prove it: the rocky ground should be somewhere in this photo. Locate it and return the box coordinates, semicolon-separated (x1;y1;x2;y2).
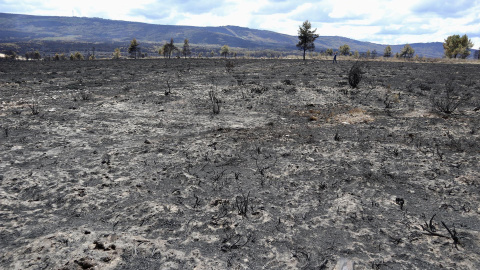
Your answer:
0;58;479;269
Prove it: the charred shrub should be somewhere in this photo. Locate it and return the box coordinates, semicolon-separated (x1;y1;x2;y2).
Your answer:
29;99;40;115
79;91;92;101
251;85;269;94
282;79;294;85
209;90;220;114
225;60;235;73
348;62;362;88
235;191;250;217
431;79;464;114
419;83;432;91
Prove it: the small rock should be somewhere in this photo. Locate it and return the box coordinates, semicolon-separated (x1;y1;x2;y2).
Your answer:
74;257;96;269
144;139;152;144
335;258;355;270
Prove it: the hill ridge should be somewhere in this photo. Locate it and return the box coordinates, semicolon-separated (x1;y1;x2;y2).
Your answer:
0;12;447;58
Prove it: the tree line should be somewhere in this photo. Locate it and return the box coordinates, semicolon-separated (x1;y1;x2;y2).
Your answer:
125;38;232;59
296;20;476;60
2;22;477;61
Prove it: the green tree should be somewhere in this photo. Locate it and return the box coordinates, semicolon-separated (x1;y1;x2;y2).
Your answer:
220;45;230;58
354;50;359;58
366;50;371;58
443;34;474;59
75;52;84;60
113;48;121;59
128;38;140;59
339;44;350;56
400;44;415;58
210;50;215;58
325;48;333;56
296;20;319;60
70;52;84;60
383;46;392;57
182;39;191;59
372;49;377;58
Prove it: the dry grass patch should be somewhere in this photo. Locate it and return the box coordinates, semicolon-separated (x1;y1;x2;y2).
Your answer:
332;107;374;124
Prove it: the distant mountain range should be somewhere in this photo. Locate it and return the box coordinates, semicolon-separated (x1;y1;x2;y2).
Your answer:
0;12;457;58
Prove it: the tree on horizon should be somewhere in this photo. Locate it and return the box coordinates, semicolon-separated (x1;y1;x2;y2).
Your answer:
296;20;319;60
339;44;350;56
220;45;230;58
354;50;359;58
113;48;121;59
128;38;139;59
182;39;191;59
443;34;473;59
383;46;392;57
161;38;177;59
400;44;415;58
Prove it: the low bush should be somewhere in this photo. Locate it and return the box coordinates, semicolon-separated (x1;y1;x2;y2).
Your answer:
431;79;464;114
348;62;362;88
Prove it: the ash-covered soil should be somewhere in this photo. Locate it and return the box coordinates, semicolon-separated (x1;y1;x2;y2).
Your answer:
1;58;479;269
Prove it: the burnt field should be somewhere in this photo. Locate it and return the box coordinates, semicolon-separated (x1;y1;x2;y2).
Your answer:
1;58;480;269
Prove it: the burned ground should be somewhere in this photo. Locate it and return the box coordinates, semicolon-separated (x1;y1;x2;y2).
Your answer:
1;58;479;269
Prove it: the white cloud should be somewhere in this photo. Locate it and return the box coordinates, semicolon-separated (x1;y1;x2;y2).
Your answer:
1;0;479;46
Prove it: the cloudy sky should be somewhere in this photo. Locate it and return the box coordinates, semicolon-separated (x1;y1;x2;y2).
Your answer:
1;0;479;46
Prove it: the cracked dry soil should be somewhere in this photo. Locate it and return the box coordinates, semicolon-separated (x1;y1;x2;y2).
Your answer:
0;59;480;269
